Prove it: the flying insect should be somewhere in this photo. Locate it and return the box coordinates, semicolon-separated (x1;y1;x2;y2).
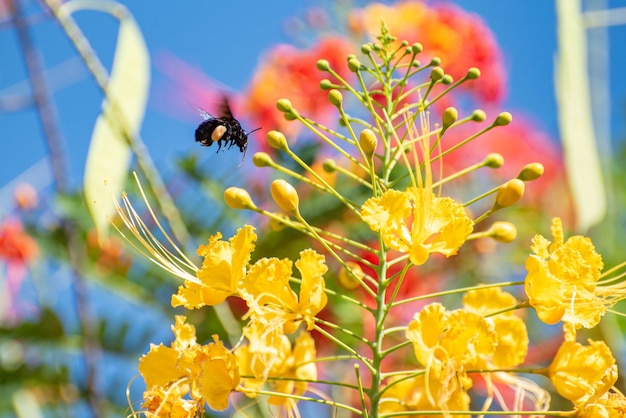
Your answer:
195;96;260;165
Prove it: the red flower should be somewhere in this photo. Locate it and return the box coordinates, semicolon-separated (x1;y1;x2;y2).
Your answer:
348;1;506;104
242;36;354;145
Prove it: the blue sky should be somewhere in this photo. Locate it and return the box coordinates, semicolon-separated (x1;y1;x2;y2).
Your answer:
1;0;625;200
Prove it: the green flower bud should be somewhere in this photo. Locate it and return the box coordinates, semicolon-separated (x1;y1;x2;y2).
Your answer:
441;74;453;84
252;152;273;167
412;42;423;54
442;107;458;131
484;153;504;168
348;58;361;72
276;98;293;113
267;130;288;151
518;162;545;181
328;89;343;107
430;67;444;81
316;59;330;71
494;112;513;127
361;43;372;54
471;109;487;122
322;159;337;173
467;67;481;79
320;79;334;90
489;221;517;243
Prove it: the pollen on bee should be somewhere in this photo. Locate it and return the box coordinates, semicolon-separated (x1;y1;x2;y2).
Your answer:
211;125;227;142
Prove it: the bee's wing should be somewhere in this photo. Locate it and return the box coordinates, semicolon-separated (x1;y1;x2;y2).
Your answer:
218;95;234;119
193;104;213;120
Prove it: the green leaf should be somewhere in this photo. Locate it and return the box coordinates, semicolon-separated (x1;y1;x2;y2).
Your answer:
81;5;150;241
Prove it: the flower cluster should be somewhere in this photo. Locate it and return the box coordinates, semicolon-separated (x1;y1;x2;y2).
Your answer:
122;23;626;418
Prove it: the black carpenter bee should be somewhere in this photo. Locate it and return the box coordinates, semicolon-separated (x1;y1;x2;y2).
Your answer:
195;96;260;165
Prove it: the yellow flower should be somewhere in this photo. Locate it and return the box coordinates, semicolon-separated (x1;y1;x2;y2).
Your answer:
463;287;528;367
379;374;470;417
267;331;317;407
577;388;626;417
138;316;240;412
241;249;328;334
235;329;317;408
172;225;257;309
525;217;605;330
548;339;617;406
361;187;473;265
407;303;496;371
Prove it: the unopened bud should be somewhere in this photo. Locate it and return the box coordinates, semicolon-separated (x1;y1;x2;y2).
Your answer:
338;261;365;290
322;159;337;173
495;179;525;208
271;179;299;213
269;213;289;231
518;162;544;181
267;130;288;151
320;79;334;90
328;89;343;107
484;153;504;168
361;43;372;54
471;110;486;122
441;107;458;133
441;74;453;84
430;57;441;66
494;112;513;127
276;99;294;113
359;129;378;155
466;67;481;79
412;42;423;54
430;67;444;82
224;187;255;210
348;58;361;72
252;152;273;167
488;221;517;243
316;59;330;71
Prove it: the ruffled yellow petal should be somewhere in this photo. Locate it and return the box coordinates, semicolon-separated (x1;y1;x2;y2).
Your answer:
549;339;617;405
172;226;257;309
198;336;240;411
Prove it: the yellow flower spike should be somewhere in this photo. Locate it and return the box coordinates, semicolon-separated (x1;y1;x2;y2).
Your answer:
224;187;256;210
525;217;606;330
549;339;617;406
518;162;545;182
488;221;518;243
359;128;378;155
267;130;289;151
494;178;525;209
271;179;300;214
